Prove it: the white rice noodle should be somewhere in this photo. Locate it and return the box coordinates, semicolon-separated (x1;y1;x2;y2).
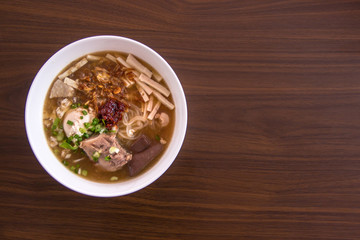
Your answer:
58;58;88;80
133;120;148;132
126;103;142;117
135;78;152;95
86;55;101;61
119;107;150;139
147;95;154;112
139;73;170;97
136;84;149;102
152;90;175;110
116;56;131;68
105;53;117;63
152;71;162;82
126;54;152;78
118;130;136;140
123;116;147;126
64;77;78;89
148;101;161;120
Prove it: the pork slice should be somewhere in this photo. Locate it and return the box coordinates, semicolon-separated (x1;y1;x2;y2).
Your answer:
128;142;163;176
50;79;75;98
80;134;132;172
130;134;152;153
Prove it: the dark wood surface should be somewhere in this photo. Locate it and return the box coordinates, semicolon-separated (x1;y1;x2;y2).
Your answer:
1;0;360;239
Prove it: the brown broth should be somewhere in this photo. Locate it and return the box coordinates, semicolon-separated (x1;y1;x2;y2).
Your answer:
43;51;175;183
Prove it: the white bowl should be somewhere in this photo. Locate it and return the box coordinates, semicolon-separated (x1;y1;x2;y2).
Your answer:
25;35;187;197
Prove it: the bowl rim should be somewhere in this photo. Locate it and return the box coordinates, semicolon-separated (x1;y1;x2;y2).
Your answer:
25;35;187;197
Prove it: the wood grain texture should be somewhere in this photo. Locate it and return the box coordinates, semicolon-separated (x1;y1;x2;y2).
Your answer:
1;0;360;239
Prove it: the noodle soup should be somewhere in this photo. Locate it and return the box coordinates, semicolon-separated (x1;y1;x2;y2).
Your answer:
43;52;175;183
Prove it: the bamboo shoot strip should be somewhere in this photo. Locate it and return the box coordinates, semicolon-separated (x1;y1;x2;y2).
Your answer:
152;71;162;82
122;78;131;88
136;84;149;102
143;102;149;118
139;73;170;97
147;95;154;112
86;55;101;61
64;77;78;89
126;54;152;78
132;70;140;77
116;56;131;68
58;58;88;80
152;90;174;110
148;101;161;120
135;78;153;95
141;102;146;113
105;53;117;63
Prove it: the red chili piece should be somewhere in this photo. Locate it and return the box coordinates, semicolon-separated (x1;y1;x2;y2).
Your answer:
98;99;126;130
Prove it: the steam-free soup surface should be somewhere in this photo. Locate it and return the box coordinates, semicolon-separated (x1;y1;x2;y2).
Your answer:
43;52;174;183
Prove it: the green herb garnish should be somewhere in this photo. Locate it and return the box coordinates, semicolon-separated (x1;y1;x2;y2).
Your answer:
71;103;81;109
155;134;160;141
81;170;88;176
104;155;111;161
67;120;74;125
59;141;78;150
94;124;102;133
82;110;88;115
92;151;100;162
51;118;61;136
56;132;64;142
51;118;60;130
110;176;118;181
92;118;99;126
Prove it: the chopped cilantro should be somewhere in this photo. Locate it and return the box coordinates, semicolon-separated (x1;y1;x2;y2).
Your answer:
92;118;99;126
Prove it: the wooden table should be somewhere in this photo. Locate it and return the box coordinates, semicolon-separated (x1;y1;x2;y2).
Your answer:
1;0;360;239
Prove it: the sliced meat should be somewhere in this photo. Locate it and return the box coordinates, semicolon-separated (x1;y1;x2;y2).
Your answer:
50;79;75;98
128;142;163;176
80;134;132;172
130;134;152;153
